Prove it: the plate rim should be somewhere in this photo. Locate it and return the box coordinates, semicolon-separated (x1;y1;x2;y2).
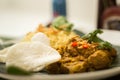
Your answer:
0;67;119;80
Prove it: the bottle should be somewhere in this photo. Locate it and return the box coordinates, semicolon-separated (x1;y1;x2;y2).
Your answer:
52;0;67;18
101;0;120;30
102;6;120;30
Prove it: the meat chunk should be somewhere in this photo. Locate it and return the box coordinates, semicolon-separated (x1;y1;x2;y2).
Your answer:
88;50;111;69
46;60;88;74
60;61;88;73
45;36;117;74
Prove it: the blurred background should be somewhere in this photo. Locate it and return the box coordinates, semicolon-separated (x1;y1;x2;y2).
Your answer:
0;1;120;80
0;0;120;37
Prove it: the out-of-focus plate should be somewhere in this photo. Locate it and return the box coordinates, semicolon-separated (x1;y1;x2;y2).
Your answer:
74;25;120;46
98;29;120;46
0;29;120;80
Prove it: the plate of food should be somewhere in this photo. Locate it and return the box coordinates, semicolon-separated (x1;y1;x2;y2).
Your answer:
0;16;120;80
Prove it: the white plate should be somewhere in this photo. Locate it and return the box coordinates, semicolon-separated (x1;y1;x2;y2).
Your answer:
74;25;120;46
98;29;120;46
0;67;119;80
0;23;120;80
0;29;120;80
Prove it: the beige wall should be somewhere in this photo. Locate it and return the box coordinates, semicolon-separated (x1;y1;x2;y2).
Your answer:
67;0;98;28
0;0;98;37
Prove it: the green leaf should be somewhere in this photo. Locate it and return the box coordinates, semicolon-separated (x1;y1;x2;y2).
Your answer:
63;23;73;32
7;66;31;75
52;16;73;32
82;29;112;50
98;41;112;50
52;16;67;28
82;29;103;43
